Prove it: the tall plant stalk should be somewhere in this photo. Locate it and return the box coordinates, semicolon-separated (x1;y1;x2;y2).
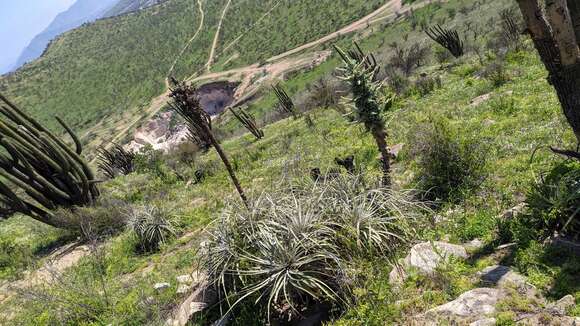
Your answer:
334;42;394;186
168;80;248;207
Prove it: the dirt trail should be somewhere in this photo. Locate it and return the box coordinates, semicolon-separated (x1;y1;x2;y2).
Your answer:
205;0;232;72
166;0;205;88
266;0;398;63
0;243;90;309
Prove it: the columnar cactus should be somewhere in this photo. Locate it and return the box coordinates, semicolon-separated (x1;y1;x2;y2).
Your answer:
334;42;394;186
272;83;299;119
426;25;464;58
97;143;136;179
0;94;99;227
230;106;264;140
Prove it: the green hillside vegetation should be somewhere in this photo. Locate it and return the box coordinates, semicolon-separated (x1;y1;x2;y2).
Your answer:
0;0;579;324
0;0;383;136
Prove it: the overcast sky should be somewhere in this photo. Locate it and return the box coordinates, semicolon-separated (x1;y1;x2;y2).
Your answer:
0;0;76;74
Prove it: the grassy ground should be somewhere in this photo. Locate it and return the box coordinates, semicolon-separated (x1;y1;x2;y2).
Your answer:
1;0;579;324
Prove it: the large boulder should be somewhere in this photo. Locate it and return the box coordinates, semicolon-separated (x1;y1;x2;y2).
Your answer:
477;265;531;292
389;241;468;285
426;288;505;319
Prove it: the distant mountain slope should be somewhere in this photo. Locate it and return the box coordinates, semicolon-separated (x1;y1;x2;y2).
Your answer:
104;0;165;17
11;0;119;71
0;0;383;142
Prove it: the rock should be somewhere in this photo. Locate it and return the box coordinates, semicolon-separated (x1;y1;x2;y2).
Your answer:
406;241;468;274
176;284;191;294
388;143;404;159
464;239;485;251
477;265;530;291
517;314;580;325
496;243;517;250
470;318;497;326
154;282;171;291
470;93;492;107
426;288;505;318
501;203;526;219
176;274;193;285
548;295;576;316
547;235;580;256
389;264;407;285
165;274;215;326
389;241;468;285
482;119;495;127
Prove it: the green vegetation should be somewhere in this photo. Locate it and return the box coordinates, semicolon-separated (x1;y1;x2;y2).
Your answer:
407;116;487;203
1;0;580;324
199;176;426;323
0;0;383;141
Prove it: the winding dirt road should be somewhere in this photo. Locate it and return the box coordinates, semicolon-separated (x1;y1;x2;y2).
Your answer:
205;0;232;72
166;0;206;87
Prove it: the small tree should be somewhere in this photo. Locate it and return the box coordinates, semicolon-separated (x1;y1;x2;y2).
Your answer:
0;94;99;227
334;42;394;186
515;0;580;155
168;80;248;206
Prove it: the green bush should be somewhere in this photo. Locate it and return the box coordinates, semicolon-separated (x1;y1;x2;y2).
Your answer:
408;117;487;203
0;238;33;279
522;161;580;240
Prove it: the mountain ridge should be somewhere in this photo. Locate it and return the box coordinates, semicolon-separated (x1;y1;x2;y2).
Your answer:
8;0;163;74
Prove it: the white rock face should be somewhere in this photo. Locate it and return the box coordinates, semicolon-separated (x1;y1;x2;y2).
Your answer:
176;274;193;285
154;282;171;291
426;288;505;318
126;111;190;153
469;318;496;326
548;294;576;316
408;242;469;274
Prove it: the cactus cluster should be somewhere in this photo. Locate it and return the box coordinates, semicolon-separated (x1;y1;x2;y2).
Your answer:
97;143;136;179
230;106;264;140
272;83;299;119
426;25;464;58
0;94;99;227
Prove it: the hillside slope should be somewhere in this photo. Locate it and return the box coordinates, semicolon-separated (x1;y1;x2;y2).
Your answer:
0;0;579;324
104;0;166;17
0;0;383;142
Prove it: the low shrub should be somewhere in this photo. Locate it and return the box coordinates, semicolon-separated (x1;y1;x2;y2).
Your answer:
200;175;429;323
412;73;442;97
408;117;487;203
0;238;33;280
53;198;129;238
522;161;580;241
